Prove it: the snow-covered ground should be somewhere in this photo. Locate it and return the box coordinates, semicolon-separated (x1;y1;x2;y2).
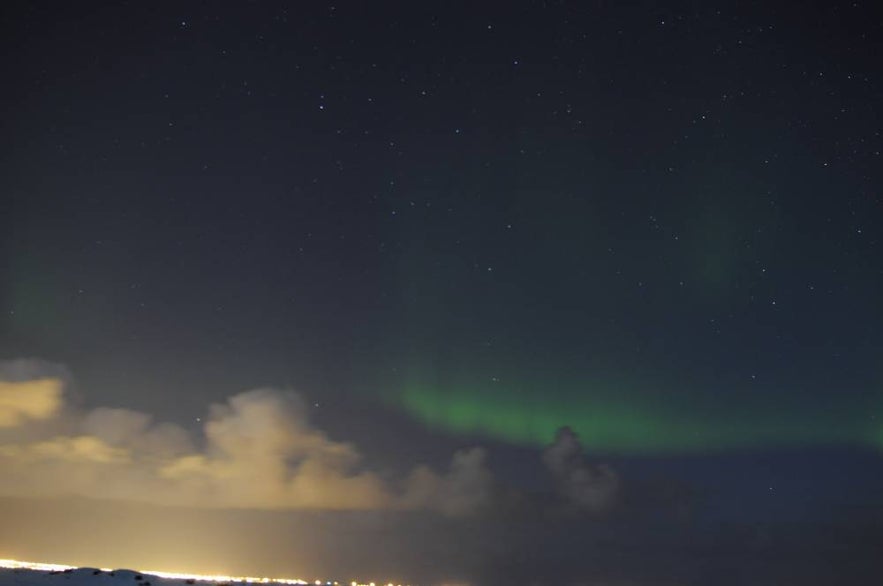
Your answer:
0;561;388;586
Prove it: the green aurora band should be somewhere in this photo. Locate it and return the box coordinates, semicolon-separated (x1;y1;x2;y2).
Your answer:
397;385;879;454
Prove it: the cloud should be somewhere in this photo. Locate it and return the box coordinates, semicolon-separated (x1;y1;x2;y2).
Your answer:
156;389;394;510
0;359;71;430
543;426;619;512
0;378;63;427
403;447;494;516
0;361;493;514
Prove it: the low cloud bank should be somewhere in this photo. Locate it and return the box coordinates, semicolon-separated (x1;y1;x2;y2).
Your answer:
0;359;497;513
0;359;617;516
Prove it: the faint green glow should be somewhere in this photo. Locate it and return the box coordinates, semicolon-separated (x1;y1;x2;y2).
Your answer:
869;426;883;451
398;385;869;454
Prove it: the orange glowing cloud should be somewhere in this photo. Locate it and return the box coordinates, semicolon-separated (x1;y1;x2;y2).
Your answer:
0;361;494;514
0;378;63;427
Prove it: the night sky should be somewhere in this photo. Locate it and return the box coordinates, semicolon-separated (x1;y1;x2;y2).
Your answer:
2;2;883;585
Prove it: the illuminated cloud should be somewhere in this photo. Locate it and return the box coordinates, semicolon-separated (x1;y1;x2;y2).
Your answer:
0;360;621;519
0;378;63;427
5;435;130;464
82;408;193;459
156;389;394;510
0;361;494;514
403;447;494;516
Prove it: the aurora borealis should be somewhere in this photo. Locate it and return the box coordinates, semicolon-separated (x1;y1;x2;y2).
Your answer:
3;2;883;585
397;384;874;453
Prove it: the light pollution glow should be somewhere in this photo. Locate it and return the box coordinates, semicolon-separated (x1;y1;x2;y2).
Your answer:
398;385;876;453
0;559;409;586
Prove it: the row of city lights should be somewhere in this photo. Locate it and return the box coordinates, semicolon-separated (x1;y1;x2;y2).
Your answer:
0;559;409;586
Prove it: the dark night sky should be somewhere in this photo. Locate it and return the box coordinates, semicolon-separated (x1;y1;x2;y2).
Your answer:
2;1;883;585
